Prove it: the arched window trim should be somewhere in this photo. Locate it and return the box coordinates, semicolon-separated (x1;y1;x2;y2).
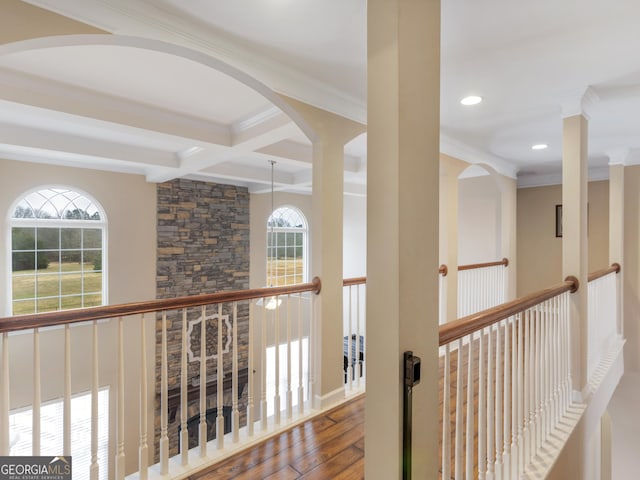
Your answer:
6;186;108;316
266;205;308;286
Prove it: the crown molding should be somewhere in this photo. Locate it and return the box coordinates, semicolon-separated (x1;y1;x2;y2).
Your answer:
561;86;600;119
517;166;610;188
440;134;519;179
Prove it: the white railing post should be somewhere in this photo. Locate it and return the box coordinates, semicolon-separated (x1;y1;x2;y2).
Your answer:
465;332;474;480
273;300;281;426
247;302;255;435
297;295;304;414
285;298;292;419
455;339;464;480
160;312;169;472
260;304;267;430
478;330;486;480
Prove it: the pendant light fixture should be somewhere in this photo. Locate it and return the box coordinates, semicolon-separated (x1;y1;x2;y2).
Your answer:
262;159;281;310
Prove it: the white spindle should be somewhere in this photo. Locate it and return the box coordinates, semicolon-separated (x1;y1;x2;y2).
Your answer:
528;308;535;465
442;344;451;480
232;302;240;442
180;309;189;464
286;297;292;419
274;298;281;425
535;306;542;451
260;303;267;430
247;302;255;436
347;286;353;389
356;285;362;386
199;305;207;456
90;321;99;480
495;323;503;479
116;317;125;480
503;319;511;476
217;303;224;450
139;314;148;480
32;327;40;456
297;294;304;414
63;324;71;456
465;333;474;480
1;333;9;456
455;339;464;480
517;312;525;476
510;315;518;479
487;324;495;479
160;312;169;472
478;329;486;480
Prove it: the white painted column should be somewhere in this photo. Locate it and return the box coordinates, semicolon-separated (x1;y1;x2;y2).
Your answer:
367;0;441;478
607;152;625;337
440;154;468;321
562;89;596;400
280;96;365;409
562;89;597;480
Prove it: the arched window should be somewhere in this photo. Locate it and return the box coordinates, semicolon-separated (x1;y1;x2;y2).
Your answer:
266;206;307;286
9;187;106;315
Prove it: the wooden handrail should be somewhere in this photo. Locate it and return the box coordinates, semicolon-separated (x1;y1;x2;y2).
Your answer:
439;276;578;346
588;263;621;283
343;277;366;287
0;277;322;334
458;258;509;272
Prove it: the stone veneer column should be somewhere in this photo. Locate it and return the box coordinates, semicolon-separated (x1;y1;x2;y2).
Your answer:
279;95;366;409
367;0;441;478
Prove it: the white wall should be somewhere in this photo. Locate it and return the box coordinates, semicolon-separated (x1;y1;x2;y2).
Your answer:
457;174;501;265
0;159;156;475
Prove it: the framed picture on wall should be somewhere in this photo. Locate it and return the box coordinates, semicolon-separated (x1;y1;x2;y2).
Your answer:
555;204;563;237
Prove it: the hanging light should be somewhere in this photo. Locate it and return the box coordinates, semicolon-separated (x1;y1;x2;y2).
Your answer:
259;160;281;310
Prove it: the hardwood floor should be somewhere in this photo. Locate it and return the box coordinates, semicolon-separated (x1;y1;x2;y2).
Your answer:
192;395;365;480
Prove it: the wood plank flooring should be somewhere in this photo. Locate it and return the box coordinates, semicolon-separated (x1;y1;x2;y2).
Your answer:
193;330;511;480
192;395;366;480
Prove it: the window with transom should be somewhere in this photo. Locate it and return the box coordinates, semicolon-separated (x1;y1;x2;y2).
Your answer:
266;206;307;286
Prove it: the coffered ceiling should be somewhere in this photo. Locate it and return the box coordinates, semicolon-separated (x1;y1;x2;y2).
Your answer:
1;0;640;192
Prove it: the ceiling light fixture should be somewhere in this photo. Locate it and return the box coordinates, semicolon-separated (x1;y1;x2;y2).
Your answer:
460;95;483;106
531;144;548;150
262;160;281;310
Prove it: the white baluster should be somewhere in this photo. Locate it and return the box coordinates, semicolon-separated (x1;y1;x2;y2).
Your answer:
466;332;475;480
260;303;267;430
535;306;542;451
217;304;224;450
297;294;304;414
495;322;503;479
286;297;292;419
503;319;511;476
478;329;486;480
160;312;169;472
442;344;451;480
64;324;71;456
247;302;255;436
510;315;518;479
455;339;464;480
487;326;495;480
180;309;189;464
516;312;525;477
274;299;281;425
116;317;125;480
90;321;99;480
347;286;353;390
232;302;240;442
1;333;9;456
139;314;149;480
32;327;40;456
523;309;531;467
199;305;207;457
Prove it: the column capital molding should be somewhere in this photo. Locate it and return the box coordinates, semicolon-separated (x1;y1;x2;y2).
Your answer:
561;86;600;120
606;147;630;166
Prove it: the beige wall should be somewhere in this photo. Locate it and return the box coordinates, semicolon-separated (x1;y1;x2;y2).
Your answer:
458;174;502;265
517;180;609;296
624;166;640;372
0;159;156;474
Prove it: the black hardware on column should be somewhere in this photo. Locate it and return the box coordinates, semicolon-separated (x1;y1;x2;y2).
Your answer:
403;351;421;480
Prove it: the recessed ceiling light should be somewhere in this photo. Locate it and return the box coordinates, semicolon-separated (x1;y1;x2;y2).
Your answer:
531;144;548;150
460;95;483;106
